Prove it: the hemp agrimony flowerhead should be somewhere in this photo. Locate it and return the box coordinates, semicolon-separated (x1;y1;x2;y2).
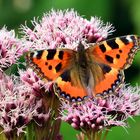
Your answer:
0;71;50;139
21;9;114;51
0;27;26;71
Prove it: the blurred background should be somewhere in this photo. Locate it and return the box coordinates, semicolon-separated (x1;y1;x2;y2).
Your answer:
0;0;139;139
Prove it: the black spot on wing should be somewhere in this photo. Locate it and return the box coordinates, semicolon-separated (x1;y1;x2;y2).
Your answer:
116;54;120;59
99;64;112;74
58;51;64;60
48;65;52;70
60;70;71;82
119;50;122;53
55;62;62;72
36;50;43;59
47;50;56;60
107;39;119;49
105;55;113;63
99;44;106;53
120;36;129;45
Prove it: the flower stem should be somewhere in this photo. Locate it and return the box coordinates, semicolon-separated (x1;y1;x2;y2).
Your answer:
86;130;98;140
83;130;107;140
96;132;101;140
0;132;7;140
102;130;109;140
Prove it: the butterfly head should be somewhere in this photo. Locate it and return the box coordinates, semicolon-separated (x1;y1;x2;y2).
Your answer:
77;42;85;52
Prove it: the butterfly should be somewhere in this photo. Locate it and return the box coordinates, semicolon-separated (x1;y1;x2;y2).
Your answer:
26;35;140;102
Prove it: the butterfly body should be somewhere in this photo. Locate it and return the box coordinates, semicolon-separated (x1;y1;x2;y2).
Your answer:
73;43;93;88
27;35;140;102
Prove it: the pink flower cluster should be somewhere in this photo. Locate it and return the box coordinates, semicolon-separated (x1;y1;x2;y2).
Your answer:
21;9;114;50
0;27;26;71
0;71;49;136
19;68;52;97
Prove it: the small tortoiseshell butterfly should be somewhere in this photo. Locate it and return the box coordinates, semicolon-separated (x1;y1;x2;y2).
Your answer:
26;35;140;102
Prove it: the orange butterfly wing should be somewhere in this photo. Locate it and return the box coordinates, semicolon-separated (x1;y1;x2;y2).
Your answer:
26;49;74;81
54;69;88;102
89;35;139;69
87;35;139;96
94;67;124;96
26;49;88;101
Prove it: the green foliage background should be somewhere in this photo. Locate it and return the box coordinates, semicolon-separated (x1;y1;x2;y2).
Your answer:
0;0;139;139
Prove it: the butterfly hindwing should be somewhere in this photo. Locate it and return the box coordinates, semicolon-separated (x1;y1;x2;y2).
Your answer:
94;66;124;96
87;35;139;70
54;69;87;102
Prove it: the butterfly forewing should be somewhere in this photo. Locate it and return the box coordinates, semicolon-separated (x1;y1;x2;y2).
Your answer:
87;35;139;69
26;49;75;81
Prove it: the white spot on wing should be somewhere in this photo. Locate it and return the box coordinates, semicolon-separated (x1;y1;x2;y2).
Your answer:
32;51;37;58
126;35;132;42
